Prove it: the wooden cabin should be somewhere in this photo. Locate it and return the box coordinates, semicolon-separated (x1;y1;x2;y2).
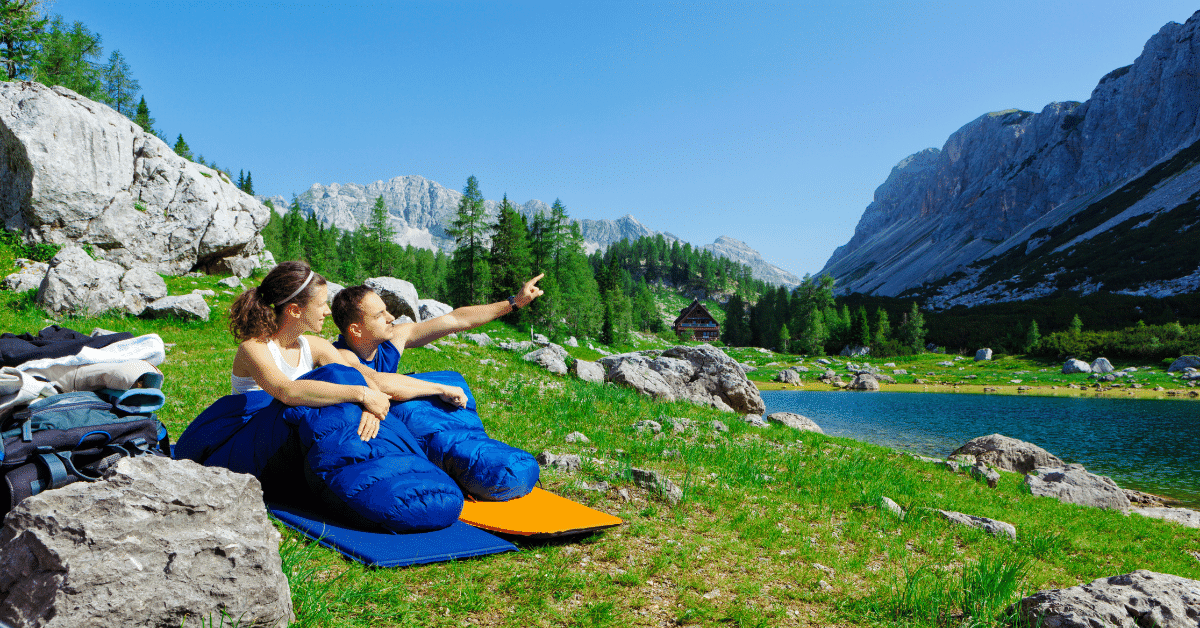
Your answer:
672;299;720;341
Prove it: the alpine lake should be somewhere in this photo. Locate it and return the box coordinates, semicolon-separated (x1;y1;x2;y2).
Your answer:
761;390;1200;507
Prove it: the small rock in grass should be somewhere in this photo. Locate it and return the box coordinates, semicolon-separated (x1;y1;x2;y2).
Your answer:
536;451;581;472
633;420;662;434
741;414;769;428
880;496;905;519
565;431;590;444
710;420;729;433
937;509;1016;539
630;467;683;504
617;488;632;502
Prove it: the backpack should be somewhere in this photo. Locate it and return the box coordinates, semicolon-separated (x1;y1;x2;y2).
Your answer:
0;390;169;518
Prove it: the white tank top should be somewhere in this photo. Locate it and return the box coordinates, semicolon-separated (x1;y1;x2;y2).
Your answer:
230;336;314;394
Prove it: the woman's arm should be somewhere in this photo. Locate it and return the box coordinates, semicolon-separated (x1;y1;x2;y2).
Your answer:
333;349;467;408
234;338;390;439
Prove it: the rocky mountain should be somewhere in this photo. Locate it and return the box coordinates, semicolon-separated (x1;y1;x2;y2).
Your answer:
820;11;1200;308
263;177;800;286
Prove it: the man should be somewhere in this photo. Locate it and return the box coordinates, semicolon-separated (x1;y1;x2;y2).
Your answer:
329;274;545;402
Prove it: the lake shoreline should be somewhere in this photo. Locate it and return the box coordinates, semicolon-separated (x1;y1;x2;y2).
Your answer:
754;380;1200;401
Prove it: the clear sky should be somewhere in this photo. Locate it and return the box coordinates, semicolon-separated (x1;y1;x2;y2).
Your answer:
49;1;1200;278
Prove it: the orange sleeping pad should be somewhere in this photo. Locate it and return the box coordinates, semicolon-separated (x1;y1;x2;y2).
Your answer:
459;487;623;538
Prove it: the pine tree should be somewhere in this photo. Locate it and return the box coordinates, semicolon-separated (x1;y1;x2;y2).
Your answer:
873;307;891;347
488;193;532;306
243;171;253;195
0;1;46;81
898;302;926;353
102;49;139;115
237;170;245;190
173;134;192;160
362;195;395;277
853;306;871;348
132;96;155;134
1069;314;1083;335
33;16;103;98
1023;319;1041;353
446;176;491;306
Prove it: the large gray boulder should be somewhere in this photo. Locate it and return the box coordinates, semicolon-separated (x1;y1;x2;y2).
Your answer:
975;348;992;361
364;276;419;321
600;345;765;414
1167;355;1200;373
847;373;880;391
1132;507;1200;529
119;264;168;302
1062;359;1092;374
1025;464;1131;512
36;246;146;316
1090;357;1115;374
0;82;270;275
0;456;292;628
570;359;605;383
419;298;453;321
1009;570;1200;628
951;434;1065;474
774;369;802;385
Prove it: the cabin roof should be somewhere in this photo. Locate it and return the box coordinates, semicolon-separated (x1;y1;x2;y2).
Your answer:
673;299;718;327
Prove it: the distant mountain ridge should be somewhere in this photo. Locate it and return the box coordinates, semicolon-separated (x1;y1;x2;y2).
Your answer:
261;176;800;286
820;11;1200;307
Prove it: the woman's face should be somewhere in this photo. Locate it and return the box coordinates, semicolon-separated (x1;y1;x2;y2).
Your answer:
297;284;331;334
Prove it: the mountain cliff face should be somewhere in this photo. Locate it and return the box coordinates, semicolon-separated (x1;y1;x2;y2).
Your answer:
264;177;800;286
821;11;1200;306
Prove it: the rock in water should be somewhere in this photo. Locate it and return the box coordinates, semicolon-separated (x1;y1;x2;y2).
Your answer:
0;82;269;275
1010;570;1200;628
1025;464;1131;512
0;456;292;628
766;412;824;433
951;434;1065;473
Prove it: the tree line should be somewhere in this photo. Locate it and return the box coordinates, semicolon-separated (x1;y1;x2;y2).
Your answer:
0;3;249;183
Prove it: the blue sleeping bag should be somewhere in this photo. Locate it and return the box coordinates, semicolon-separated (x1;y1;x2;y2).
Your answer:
392;371;539;502
175;364;464;533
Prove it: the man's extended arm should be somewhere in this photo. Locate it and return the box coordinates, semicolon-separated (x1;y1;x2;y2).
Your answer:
402;274;545;348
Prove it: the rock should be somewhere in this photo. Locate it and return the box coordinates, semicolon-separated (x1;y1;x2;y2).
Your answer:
630;468;683;505
1167;356;1200;373
936;509;1016;539
602;345;766;414
951;434;1065;474
840;345;869;357
570;359;605;383
217;275;242;289
142;294;211;321
1009;570;1200;628
741;414;769;428
533;333;550;345
1089;357;1115;374
632;420;662;434
970;462;1001;488
774;369;802;385
536;451;581;472
873;373;896;384
499;340;536;353
0;456;292;628
565;431;590;444
1026;464;1131;512
816;358;831;366
892;368;908;375
322;280;344;304
465;332;493;347
847;373;880;391
36;246;151;316
975;348;992;361
579;480;610;493
564;336;579;347
523;344;569;375
710;420;729;433
880;496;905;519
1131;507;1200;529
1062;358;1092;374
363;276;419;321
737;362;757;374
2;259;47;293
418;298;452;321
766;412;824;434
191;289;215;297
794;365;809;372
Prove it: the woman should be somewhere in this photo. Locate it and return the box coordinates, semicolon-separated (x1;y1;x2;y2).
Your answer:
227;261;389;440
177;261;465;532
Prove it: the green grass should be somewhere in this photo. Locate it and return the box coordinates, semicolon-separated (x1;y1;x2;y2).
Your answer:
3;271;1200;627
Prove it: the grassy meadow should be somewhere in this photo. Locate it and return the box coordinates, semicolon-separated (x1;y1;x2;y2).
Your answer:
2;274;1200;627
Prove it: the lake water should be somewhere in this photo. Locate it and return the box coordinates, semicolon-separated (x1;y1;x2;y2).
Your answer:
761;391;1200;507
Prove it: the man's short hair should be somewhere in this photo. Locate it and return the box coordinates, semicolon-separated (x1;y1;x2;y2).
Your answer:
330;285;376;334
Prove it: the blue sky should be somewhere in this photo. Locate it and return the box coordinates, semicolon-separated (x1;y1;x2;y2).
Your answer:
51;1;1199;278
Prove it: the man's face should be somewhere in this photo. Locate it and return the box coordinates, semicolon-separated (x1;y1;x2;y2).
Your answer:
353;292;396;345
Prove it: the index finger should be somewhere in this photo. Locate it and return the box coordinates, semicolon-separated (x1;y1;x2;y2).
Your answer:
525;273;545;287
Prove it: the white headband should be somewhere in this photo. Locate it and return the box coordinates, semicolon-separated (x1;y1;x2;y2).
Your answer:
274;270;314;308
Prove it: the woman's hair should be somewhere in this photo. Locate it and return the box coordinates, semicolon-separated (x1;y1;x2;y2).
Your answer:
228;261;327;341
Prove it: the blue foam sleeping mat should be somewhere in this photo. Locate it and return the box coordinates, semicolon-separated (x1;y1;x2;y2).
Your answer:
269;502;518;568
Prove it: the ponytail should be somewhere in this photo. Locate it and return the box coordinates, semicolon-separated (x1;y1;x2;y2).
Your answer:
228;261;327;341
